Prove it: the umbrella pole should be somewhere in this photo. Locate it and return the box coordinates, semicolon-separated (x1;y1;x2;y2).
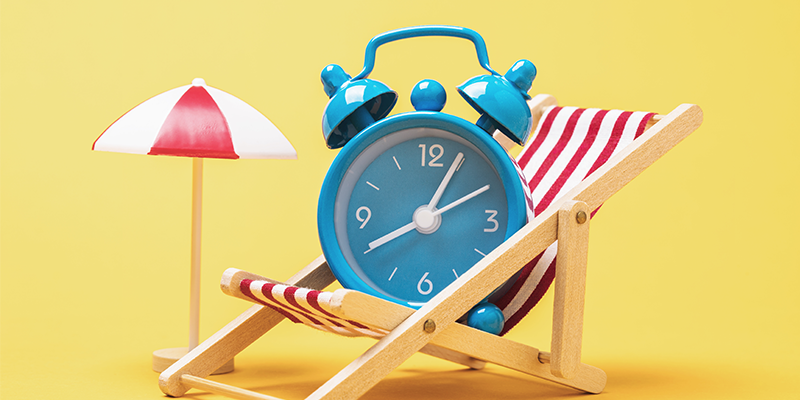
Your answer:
153;157;232;374
189;157;203;350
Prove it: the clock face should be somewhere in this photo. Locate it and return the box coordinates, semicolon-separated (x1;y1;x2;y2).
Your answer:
319;113;527;308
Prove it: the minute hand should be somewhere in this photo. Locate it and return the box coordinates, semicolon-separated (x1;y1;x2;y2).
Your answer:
428;152;464;210
432;184;490;216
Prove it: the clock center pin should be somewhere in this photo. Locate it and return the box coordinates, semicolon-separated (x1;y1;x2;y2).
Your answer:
413;205;441;234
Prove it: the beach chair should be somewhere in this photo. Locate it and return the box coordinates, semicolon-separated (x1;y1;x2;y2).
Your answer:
159;94;703;399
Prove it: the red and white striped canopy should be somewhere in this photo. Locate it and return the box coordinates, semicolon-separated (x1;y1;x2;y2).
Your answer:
93;78;296;160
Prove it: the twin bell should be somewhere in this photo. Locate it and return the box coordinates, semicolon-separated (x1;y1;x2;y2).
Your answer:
318;26;536;150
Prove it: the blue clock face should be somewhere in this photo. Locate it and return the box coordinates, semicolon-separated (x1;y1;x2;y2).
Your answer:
319;113;527;308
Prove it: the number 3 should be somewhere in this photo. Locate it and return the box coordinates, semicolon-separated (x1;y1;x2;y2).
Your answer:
484;210;499;232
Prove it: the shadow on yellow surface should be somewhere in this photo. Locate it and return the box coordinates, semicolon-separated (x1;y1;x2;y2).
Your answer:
170;354;764;400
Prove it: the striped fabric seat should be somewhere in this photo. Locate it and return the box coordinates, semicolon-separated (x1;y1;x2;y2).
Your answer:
240;278;389;337
492;107;655;334
239;106;655;337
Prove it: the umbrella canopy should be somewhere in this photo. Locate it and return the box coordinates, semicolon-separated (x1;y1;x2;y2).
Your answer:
93;78;296;160
93;78;296;371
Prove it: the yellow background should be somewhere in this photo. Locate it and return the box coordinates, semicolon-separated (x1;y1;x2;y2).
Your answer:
1;1;798;399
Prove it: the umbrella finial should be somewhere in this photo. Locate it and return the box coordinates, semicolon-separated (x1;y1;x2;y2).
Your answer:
192;78;206;87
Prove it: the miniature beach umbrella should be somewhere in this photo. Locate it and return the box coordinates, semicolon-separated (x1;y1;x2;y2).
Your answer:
94;78;296;373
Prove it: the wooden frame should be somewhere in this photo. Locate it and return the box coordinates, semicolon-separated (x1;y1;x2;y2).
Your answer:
159;95;703;399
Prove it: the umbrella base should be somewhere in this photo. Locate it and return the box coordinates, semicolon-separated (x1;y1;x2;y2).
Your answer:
152;347;234;375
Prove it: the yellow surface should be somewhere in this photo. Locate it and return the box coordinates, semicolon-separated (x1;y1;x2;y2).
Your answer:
1;1;798;399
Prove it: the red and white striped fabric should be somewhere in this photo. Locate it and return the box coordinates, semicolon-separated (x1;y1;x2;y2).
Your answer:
235;106;654;338
240;279;389;338
93;78;296;160
493;106;655;334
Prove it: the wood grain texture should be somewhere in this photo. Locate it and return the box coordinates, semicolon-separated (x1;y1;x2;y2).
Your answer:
152;346;235;374
335;289;604;392
645;114;664;130
181;375;286;400
159;255;336;397
493;131;518;152
416;343;486;370
433;324;606;393
550;201;590;379
190;157;204;350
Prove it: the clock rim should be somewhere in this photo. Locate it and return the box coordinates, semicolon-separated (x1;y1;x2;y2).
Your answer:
318;111;528;309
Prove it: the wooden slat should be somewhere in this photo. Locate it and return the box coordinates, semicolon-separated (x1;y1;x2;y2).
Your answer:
550;201;590;379
181;375;285;400
220;272;486;370
646;114;664;130
159;255;336;397
334;289;605;393
416;344;486;370
433;323;606;393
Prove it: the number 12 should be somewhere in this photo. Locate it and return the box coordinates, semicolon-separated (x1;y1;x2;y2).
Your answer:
419;144;444;167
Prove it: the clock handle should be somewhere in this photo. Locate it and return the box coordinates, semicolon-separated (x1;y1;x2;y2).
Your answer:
352;25;500;80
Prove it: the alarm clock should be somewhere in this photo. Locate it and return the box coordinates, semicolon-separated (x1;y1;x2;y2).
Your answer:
317;26;536;334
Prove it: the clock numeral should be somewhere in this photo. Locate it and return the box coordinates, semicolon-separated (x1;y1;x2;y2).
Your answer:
356;206;372;229
417;272;433;295
418;144;444;167
484;210;499;232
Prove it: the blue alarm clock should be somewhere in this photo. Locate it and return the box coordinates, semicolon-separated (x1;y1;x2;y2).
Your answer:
317;26;536;334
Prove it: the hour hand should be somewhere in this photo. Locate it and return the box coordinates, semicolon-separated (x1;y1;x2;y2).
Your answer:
364;221;417;254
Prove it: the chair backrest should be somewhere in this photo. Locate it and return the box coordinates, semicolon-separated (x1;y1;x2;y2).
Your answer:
494;106;656;334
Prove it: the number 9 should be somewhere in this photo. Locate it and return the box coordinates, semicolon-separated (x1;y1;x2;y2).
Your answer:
356;206;371;229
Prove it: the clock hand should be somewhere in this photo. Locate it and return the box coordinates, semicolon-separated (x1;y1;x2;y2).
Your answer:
363;152;465;255
363;184;490;254
364;221;417;254
428;152;464;210
431;184;490;216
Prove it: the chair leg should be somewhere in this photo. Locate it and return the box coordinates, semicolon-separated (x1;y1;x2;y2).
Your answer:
550;200;590;379
304;320;437;400
418;343;486;370
159;255;336;397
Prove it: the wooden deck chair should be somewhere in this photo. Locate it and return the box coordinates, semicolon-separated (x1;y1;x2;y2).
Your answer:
159;95;703;400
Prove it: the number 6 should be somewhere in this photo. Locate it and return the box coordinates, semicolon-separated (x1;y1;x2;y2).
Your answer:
417;272;433;295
